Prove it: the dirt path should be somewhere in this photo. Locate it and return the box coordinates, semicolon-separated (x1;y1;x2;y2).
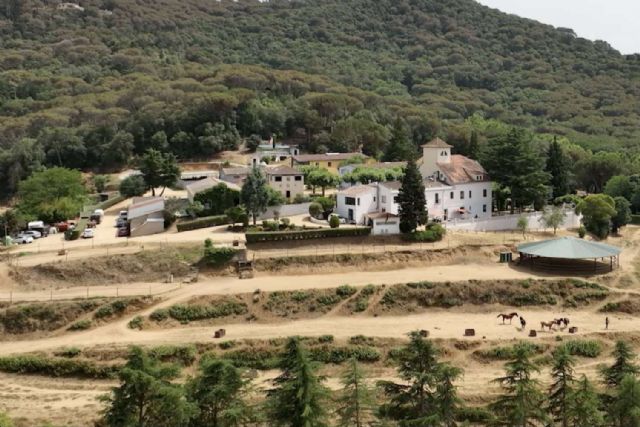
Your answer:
1;262;546;303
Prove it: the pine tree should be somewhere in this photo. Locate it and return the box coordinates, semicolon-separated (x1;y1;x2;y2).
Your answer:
267;337;330;427
546;137;570;199
601;341;639;388
609;375;640;427
378;331;457;425
186;358;254;427
241;167;269;225
102;347;196;427
435;364;463;427
491;342;548;427
383;117;416;162
397;159;427;233
548;346;576;427
567;375;603;427
335;358;375;427
139;148;180;196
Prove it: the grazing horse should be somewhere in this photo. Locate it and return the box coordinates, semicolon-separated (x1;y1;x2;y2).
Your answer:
519;316;527;330
497;312;519;324
540;321;555;331
553;318;570;328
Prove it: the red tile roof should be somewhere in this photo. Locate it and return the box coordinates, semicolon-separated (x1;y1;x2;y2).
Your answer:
437;155;489;185
421;138;452;148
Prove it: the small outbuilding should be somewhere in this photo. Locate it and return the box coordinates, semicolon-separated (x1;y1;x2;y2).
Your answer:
517;236;621;275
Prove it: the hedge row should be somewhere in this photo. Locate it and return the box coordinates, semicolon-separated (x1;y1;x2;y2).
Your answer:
96;194;126;211
246;227;371;243
631;214;640;225
0;355;118;379
177;215;229;232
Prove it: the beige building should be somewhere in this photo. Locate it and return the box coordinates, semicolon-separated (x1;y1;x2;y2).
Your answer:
265;166;305;201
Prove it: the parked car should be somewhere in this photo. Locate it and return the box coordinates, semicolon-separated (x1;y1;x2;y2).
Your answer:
21;230;42;239
54;222;69;232
117;227;129;237
82;228;95;239
119;210;128;219
90;214;102;224
14;235;34;244
93;209;105;217
116;217;127;228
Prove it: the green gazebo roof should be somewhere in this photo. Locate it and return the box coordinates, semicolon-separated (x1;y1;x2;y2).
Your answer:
517;237;621;259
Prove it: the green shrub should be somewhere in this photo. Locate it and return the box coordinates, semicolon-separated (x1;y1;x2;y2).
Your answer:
314;196;335;212
316;294;341;306
354;299;368;312
128;316;144;330
177;215;229;232
329;215;340;228
202;246;237;267
309;345;380;364
119;175;146;198
67;319;91;331
403;223;446;242
561;340;602;358
0;355;117;379
474;342;545;360
148;345;197;366
96;194;126;210
360;284;376;296
167;300;248;322
150;309;169;321
245;227;371;243
578;225;586;238
336;285;357;298
318;335;334;343
309;202;322;219
631;214;640;225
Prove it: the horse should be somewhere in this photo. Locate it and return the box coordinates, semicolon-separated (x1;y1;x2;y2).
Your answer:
519;316;527;330
540;321;556;331
497;312;519;324
553;318;570;328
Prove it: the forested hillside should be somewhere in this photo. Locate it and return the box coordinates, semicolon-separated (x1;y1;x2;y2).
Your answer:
1;0;640;196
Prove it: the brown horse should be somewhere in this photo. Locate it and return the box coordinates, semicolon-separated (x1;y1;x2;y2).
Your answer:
497;312;519;324
540;321;556;331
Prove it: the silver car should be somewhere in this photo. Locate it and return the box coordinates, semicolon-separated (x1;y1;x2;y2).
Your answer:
14;235;34;244
22;230;42;239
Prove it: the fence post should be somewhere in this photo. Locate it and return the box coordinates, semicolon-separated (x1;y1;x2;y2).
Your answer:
86;287;89;298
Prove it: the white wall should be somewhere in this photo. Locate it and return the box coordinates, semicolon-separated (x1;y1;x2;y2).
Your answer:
426;181;492;220
336;189;377;224
258;203;312;220
372;218;400;235
378;185;399;215
445;209;581;232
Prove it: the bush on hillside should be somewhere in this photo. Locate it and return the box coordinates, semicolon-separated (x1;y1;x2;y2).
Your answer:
202;245;237;267
402;223;446;242
119;175;147;198
329;214;340;228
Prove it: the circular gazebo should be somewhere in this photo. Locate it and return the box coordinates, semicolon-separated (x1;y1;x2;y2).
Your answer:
517;237;621;275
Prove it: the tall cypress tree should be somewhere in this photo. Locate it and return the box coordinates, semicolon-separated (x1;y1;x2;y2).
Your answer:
546;137;570;199
491;342;548;427
267;337;330;427
383;117;415;162
335;358;375;427
548;346;576;427
467;130;480;160
241;167;269;225
601;341;639;388
397;159;427;233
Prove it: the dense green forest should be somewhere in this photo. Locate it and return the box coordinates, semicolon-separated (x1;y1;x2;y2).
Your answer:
1;0;640;198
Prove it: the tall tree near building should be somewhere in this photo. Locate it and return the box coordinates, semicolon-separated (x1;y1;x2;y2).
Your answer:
575;194;616;239
491;342;548;427
548;346;576;427
611;196;632;235
383;117;415;162
397;159;427;233
267;337;330;427
335;358;375;427
307;168;339;196
546;137;570;199
139;149;180;196
241;167;270;225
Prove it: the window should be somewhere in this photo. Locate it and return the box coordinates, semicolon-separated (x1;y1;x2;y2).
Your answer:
381;195;387;203
435;194;440;204
373;196;377;202
357;198;360;206
469;190;472;198
483;204;487;213
328;162;332;167
483;189;487;197
450;192;454;199
295;176;302;181
274;176;282;182
393;196;399;204
460;191;465;200
345;197;356;206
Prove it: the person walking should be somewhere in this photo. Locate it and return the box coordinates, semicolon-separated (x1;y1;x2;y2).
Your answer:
605;316;609;330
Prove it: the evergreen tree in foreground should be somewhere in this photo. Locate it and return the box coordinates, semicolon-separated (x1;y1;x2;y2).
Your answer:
186;358;254;427
567;375;604;427
267;337;330;427
491;342;548;427
546;136;570;199
241;167;269;225
378;331;461;425
103;347;196;427
335;358;375;427
601;341;639;388
609;375;640;427
548;346;575;427
397;159;427;233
